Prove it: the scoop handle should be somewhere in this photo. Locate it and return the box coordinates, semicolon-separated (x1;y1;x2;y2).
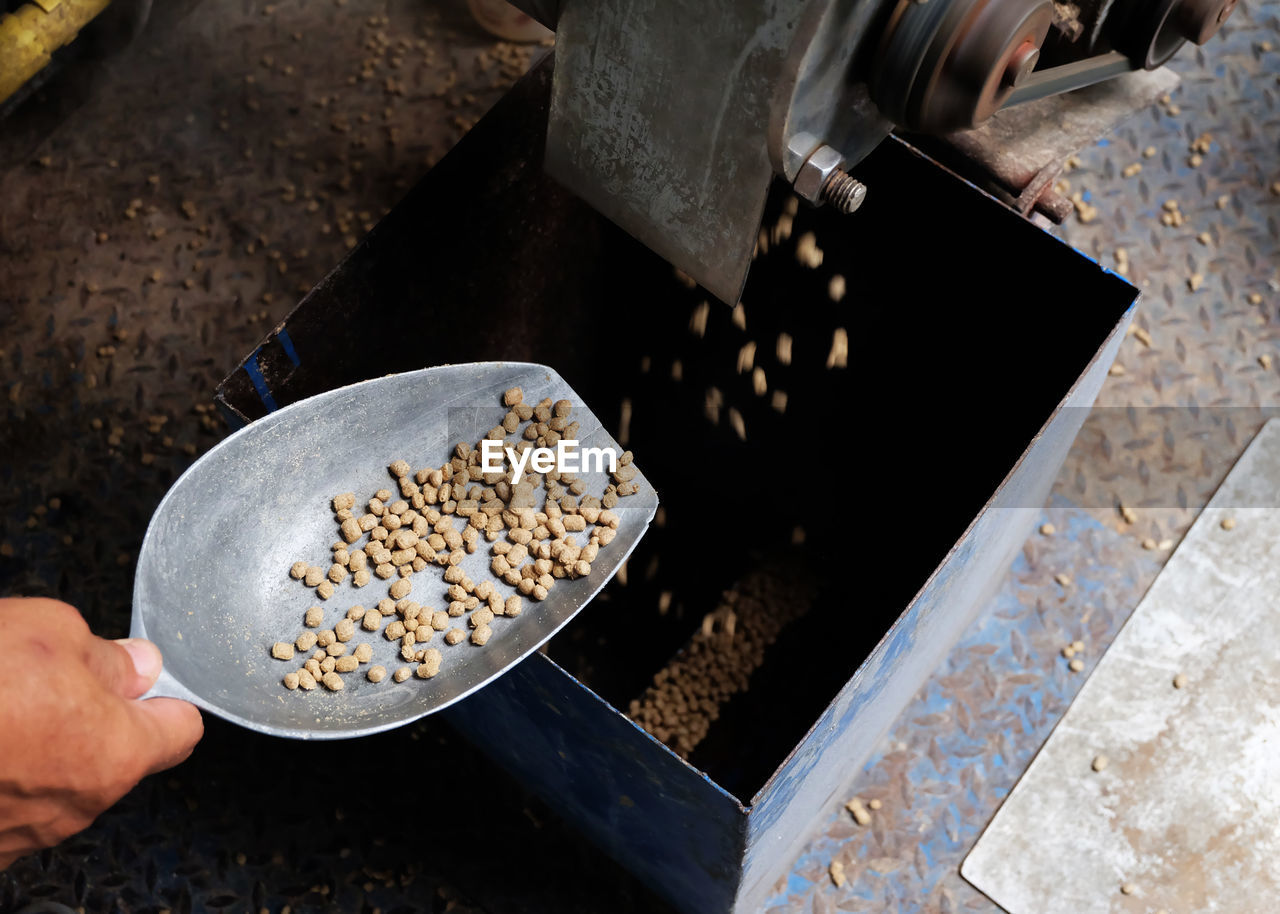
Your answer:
139;666;200;704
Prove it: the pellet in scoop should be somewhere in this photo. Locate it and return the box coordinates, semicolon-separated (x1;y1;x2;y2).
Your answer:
322;672;344;691
416;648;442;678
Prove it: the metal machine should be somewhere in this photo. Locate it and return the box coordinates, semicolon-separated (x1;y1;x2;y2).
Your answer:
504;0;1236;303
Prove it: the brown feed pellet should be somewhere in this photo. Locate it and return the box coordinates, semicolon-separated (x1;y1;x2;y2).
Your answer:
416;648;442;677
271;642;295;661
322;671;344;691
367;665;387;683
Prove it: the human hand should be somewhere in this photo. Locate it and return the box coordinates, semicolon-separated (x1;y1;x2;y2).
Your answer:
0;597;203;870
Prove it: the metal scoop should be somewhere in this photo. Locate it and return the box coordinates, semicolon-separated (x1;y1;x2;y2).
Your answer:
130;362;657;739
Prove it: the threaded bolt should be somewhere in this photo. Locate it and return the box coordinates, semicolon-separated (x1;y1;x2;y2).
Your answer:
822;170;867;214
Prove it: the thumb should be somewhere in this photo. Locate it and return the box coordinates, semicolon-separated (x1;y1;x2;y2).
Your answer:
123;697;204;776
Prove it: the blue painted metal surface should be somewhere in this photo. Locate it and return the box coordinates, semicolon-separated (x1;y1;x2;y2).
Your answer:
446;653;749;914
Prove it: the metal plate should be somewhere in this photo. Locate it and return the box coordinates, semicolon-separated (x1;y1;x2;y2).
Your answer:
132;362;657;739
963;419;1280;913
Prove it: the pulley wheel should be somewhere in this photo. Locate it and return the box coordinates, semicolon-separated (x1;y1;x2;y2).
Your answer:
870;0;1054;133
1110;0;1238;68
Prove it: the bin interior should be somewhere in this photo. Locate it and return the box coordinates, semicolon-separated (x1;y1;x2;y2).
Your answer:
540;151;1135;800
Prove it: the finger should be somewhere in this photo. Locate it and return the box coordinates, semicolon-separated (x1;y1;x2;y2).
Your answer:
83;637;162;699
123;697;204;776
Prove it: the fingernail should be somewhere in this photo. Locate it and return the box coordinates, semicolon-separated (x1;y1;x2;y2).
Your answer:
115;638;163;681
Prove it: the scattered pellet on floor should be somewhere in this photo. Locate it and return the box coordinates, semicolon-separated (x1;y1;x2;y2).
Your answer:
829;860;845;888
1040;523;1055;536
867;799;881;811
1120;504;1137;524
1069;658;1085;673
1173;672;1187;689
845;797;871;826
1220;517;1236;530
1054;573;1072;587
1120;882;1135;895
1092;754;1109;772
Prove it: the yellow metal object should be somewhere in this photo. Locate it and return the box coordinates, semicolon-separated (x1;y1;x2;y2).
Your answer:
0;0;112;105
